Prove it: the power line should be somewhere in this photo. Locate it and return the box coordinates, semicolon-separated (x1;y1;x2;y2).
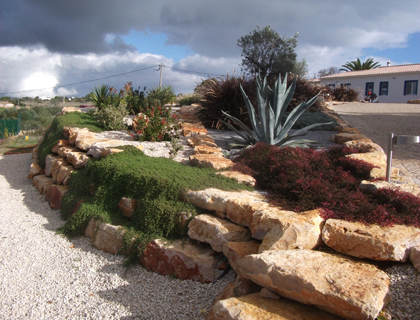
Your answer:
163;65;222;77
0;65;159;95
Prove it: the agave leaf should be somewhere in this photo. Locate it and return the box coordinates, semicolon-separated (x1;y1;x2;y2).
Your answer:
279;139;317;148
276;92;321;142
288;121;334;138
264;101;276;144
239;84;263;140
220;111;258;142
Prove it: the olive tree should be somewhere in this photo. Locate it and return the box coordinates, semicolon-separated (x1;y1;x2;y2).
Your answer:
237;25;304;80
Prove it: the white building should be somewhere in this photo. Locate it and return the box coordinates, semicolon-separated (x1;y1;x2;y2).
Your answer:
320;63;420;103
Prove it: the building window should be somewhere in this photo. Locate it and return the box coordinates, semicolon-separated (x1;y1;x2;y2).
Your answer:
404;80;418;95
341;83;351;88
379;82;388;96
365;82;374;95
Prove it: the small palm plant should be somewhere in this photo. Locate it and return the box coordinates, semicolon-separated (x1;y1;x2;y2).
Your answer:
220;74;332;148
88;84;112;111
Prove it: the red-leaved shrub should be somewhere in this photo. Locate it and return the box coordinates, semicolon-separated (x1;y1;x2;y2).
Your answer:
232;143;420;227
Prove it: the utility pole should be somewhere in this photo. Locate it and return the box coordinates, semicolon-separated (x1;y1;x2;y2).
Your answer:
159;63;163;88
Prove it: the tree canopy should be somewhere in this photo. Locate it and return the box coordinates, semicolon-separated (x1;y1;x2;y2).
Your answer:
237;26;303;80
340;58;381;72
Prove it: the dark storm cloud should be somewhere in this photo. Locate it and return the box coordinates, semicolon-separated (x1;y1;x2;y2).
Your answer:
1;0;419;56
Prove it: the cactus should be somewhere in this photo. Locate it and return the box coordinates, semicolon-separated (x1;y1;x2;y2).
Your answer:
220;74;332;148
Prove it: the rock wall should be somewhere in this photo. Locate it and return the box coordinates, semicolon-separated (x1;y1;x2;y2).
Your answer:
29;105;420;320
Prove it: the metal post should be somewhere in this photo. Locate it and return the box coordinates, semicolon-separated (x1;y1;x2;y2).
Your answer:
386;133;394;182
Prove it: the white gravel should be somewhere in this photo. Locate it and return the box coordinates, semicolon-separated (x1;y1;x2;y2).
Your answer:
0;153;234;320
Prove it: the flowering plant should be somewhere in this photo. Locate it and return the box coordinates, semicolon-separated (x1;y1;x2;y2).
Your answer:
132;105;181;142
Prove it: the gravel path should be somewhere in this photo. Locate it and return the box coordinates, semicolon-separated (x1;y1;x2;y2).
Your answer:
0;153;234;320
329;102;420;186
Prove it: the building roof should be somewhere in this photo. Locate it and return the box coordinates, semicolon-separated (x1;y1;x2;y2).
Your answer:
320;63;420;79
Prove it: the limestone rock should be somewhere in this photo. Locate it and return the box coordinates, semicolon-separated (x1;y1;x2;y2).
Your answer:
369;167;400;179
343;139;384;153
183;189;265;226
87;140;143;158
66;150;90;169
238;250;390;320
189;154;233;170
92;223;126;255
68;127;90;145
51;140;70;153
222;241;260;275
75;137;101;151
141;238;219;283
51;158;69;183
212;281;236;304
28;162;43;179
57;164;74;185
32;175;54;195
187;214;251;252
216;171;256;187
187;135;217;148
118;197;137;219
256;209;325;253
410;245;420;272
182;125;208;136
260;288;279;300
44;154;60;176
322;219;420;262
57;146;80;158
85;218;99;239
207;293;343;320
45;184;68;210
332;132;370;144
194;145;222;155
360;180;420;197
346;151;386;169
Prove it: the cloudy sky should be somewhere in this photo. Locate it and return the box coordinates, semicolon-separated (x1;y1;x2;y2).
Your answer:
1;0;419;98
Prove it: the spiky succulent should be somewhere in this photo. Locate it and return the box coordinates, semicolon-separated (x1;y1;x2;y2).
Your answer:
220;74;332;148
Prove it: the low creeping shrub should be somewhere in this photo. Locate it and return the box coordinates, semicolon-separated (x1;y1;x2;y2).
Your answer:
233;143;420;227
59;146;253;242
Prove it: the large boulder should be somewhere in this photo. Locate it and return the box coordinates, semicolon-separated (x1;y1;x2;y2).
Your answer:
255;209;325;252
44;154;60;176
28;162;43;179
32;174;54;195
91;222;126;255
189;154;233;170
187;214;252;252
183;188;266;226
45;184;68;210
215;171;256;187
56;164;74;185
141;238;219;283
238;250;390;320
222;241;260;276
207;293;343;320
323;219;420;262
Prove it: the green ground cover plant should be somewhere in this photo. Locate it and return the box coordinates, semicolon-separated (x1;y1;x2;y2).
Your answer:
58;145;253;244
37;112;103;168
233;143;420;227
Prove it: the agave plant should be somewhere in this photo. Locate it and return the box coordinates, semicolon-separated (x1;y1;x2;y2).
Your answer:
88;84;112;111
220;74;332;148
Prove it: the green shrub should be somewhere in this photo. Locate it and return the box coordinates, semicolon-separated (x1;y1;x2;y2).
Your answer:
37;112;103;168
146;86;176;107
132;106;181;142
178;94;202;107
59;146;252;241
95;100;128;131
